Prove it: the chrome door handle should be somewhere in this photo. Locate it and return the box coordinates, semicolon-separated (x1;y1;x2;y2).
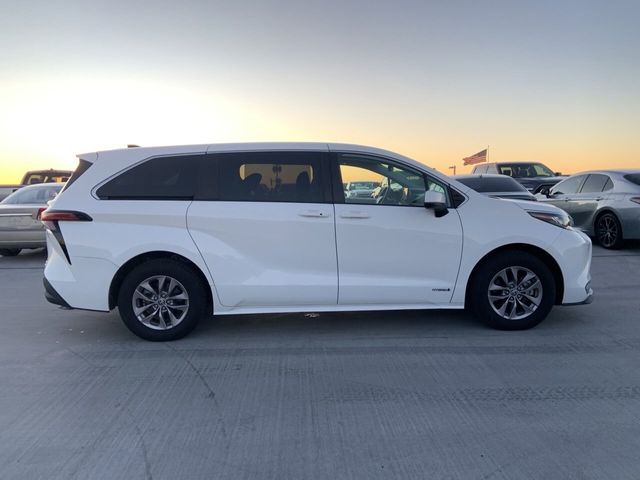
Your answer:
299;210;329;218
340;211;371;219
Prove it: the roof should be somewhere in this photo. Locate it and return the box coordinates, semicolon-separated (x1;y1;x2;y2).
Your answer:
572;169;640;176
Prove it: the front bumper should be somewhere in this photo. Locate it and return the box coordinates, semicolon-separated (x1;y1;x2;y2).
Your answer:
554;228;594;305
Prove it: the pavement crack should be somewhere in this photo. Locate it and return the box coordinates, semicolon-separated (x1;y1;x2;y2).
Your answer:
164;344;229;438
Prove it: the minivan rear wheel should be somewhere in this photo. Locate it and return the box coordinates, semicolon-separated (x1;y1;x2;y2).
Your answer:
117;259;207;341
469;251;555;330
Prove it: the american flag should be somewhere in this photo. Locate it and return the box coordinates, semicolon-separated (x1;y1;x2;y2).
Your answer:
463;149;487;165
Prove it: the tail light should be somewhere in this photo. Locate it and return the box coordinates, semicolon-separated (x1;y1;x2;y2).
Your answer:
40;210;92;229
39;210;92;263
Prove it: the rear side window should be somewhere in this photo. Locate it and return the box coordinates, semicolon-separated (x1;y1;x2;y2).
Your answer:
580;174;610;193
218;151;326;203
96;155;206;200
624;174;640;186
456;177;527;193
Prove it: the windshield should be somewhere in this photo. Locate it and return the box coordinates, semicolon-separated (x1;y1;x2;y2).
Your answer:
498;163;554;178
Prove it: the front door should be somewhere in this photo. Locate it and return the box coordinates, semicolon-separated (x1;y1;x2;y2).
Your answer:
333;153;464;306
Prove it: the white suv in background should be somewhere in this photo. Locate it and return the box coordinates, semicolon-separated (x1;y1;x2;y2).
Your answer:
42;143;593;340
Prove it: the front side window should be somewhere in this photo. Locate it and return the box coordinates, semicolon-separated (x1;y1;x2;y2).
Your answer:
338;154;439;206
550;175;587;195
218;151;325;203
96;155;205;200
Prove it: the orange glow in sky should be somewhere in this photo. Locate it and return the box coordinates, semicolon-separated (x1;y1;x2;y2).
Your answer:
1;1;638;183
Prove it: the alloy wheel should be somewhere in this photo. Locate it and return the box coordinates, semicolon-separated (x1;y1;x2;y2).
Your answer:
131;275;190;330
487;266;543;320
597;214;619;248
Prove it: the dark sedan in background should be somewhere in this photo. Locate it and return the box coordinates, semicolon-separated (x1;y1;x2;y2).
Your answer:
454;174;537;201
540;170;640;248
0;183;63;256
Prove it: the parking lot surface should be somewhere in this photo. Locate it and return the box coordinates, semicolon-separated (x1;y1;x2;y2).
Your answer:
1;244;640;480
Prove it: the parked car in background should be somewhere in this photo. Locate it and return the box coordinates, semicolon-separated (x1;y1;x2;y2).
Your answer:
0;183;63;256
42;143;592;340
472;162;565;194
540;170;640;249
454;174;537;201
0;168;72;201
344;180;380;202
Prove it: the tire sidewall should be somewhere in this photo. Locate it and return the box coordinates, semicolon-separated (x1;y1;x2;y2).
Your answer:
470;251;556;330
118;259;207;341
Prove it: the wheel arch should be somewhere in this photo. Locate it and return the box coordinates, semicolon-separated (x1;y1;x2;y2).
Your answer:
108;250;214;314
594;208;622;232
464;243;564;306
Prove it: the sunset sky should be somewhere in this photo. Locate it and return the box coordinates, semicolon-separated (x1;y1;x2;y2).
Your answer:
1;0;638;183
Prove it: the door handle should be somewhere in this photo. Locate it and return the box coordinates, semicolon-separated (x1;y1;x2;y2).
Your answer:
340;211;371;219
298;210;329;218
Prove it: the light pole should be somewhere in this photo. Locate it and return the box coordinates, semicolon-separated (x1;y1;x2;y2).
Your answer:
448;165;456;175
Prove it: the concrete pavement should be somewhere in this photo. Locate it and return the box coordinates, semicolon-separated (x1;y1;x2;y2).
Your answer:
0;245;639;479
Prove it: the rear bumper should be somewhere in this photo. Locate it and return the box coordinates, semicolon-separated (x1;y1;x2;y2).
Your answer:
43;231;116;311
43;277;72;309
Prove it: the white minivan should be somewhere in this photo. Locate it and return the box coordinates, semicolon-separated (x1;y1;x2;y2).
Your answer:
42;143;593;340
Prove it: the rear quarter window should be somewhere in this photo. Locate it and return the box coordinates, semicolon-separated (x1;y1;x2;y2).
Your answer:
96;155;207;200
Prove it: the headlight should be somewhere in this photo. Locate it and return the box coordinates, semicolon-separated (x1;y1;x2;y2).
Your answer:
528;210;573;229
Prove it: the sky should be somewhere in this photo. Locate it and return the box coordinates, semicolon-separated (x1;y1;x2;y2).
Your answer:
0;0;638;182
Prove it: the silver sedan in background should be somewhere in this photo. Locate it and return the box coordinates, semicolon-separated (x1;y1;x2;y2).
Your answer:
540;170;640;248
0;183;63;256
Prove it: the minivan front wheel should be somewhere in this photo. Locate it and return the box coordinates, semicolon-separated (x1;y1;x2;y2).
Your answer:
117;259;207;341
469;251;555;330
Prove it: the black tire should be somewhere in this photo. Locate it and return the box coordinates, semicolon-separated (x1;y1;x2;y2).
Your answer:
468;251;556;330
117;259;207;341
0;248;21;257
595;212;623;249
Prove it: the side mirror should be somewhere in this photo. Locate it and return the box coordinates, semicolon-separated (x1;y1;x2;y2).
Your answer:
539;186;550;197
555;172;562;176
424;191;448;218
